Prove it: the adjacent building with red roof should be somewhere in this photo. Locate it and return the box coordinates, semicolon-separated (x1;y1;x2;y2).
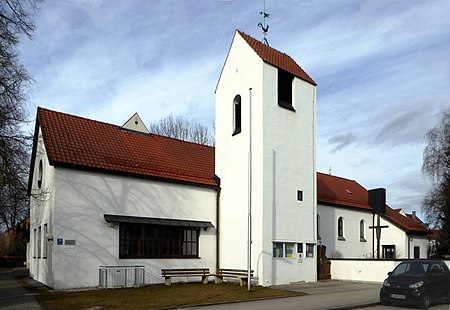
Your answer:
317;172;430;259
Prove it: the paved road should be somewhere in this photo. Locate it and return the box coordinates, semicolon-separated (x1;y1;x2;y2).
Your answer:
0;269;41;310
189;281;381;310
364;305;450;310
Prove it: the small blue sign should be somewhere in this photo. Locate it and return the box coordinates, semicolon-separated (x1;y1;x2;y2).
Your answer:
57;238;63;245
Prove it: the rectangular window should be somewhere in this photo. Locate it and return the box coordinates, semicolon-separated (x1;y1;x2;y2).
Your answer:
297;243;303;254
285;243;295;258
37;226;41;258
43;224;48;259
297;190;303;201
306;243;314;258
273;242;297;258
119;223;199;259
382;245;396;259
273;242;283;258
278;69;295;111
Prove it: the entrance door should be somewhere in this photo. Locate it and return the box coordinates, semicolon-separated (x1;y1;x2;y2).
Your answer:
317;245;331;280
414;246;420;259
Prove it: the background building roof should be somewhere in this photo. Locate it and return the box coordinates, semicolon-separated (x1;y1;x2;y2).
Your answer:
33;107;217;188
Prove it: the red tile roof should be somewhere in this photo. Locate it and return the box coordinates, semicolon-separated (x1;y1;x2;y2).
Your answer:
317;172;372;211
238;31;317;86
385;208;429;234
36;107;217;187
317;172;429;234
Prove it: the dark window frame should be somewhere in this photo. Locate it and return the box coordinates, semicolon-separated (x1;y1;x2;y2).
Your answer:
278;69;296;112
383;245;396;259
119;223;200;259
338;217;345;240
37;160;43;189
360;220;366;242
232;95;242;136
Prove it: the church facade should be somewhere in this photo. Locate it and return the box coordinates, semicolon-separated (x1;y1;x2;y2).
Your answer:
27;30;429;290
28;31;318;289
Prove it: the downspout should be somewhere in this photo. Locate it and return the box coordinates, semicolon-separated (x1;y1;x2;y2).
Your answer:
372;212;375;259
407;234;411;259
215;187;221;272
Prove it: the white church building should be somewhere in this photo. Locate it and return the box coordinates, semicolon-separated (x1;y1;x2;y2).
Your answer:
317;173;429;260
27;30;429;289
27;30;318;289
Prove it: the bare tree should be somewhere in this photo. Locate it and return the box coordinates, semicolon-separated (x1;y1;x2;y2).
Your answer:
421;108;450;257
149;114;215;146
0;0;41;232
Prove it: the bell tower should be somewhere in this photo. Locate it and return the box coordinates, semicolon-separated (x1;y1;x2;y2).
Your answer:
215;30;317;286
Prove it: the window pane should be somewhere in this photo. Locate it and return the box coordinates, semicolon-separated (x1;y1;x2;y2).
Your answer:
273;242;283;257
306;243;314;257
285;243;295;258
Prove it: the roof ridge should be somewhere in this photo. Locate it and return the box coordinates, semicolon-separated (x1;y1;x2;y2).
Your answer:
38;107;214;149
236;30;316;86
151;131;215;149
237;29;294;61
38;106;120;129
317;171;357;183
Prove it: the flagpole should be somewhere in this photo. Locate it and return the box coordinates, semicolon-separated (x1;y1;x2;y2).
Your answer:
247;87;253;291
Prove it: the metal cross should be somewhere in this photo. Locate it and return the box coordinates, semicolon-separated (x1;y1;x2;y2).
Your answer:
369;214;389;259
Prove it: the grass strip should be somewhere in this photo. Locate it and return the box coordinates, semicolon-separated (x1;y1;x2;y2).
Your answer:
19;280;306;310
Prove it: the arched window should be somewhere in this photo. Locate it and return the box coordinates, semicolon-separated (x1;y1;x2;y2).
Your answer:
338;217;345;240
360;220;366;241
232;95;241;135
37;160;43;189
317;214;321;242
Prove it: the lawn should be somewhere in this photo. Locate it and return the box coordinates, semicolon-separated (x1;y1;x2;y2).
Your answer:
20;280;306;310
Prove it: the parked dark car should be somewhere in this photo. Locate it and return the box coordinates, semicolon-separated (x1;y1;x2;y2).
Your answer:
380;260;450;309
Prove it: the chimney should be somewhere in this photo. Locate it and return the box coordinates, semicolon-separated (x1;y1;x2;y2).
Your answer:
369;188;386;215
412;210;417;222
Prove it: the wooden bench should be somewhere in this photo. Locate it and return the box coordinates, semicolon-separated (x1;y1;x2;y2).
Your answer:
161;268;210;286
214;268;254;286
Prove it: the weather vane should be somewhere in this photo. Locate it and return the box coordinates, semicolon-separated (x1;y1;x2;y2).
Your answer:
258;0;270;45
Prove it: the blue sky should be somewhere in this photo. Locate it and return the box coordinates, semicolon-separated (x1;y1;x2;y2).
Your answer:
20;0;450;219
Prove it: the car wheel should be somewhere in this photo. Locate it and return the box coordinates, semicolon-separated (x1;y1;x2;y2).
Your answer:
380;298;389;306
419;293;430;309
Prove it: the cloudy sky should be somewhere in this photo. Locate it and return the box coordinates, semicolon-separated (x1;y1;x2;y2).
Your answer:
19;0;450;219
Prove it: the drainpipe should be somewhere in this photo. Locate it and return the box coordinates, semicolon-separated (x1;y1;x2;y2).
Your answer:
408;235;412;259
215;185;221;273
372;212;375;259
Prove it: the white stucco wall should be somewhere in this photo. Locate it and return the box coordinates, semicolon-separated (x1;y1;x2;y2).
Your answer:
330;259;450;283
29;127;55;287
50;168;217;289
216;31;317;286
317;203;428;259
379;217;428;259
318;204;374;258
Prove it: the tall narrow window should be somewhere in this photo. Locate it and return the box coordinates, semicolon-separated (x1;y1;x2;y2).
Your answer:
37;226;42;258
278;69;295;111
360;220;366;242
338;217;345;240
43;224;48;259
37;160;43;189
233;95;241;135
33;229;37;259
